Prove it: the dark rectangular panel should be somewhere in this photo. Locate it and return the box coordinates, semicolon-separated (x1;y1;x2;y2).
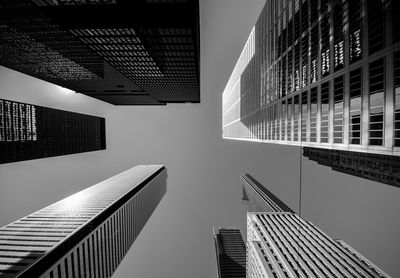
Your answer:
0;98;106;164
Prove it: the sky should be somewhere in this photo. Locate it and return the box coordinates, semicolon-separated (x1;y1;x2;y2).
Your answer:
0;0;400;277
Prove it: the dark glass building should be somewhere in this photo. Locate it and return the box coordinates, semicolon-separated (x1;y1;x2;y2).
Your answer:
0;165;166;277
0;0;200;105
213;228;246;278
222;0;400;158
303;146;400;188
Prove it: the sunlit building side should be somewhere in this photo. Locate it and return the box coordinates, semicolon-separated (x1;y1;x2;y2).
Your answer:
222;0;400;157
0;165;167;278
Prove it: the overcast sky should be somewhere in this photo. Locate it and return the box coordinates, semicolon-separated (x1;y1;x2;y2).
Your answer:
0;0;400;277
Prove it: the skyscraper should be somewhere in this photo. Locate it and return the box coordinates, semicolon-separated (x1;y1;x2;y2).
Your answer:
247;212;390;278
0;0;200;105
213;228;246;278
241;173;294;212
242;174;390;277
222;0;400;158
0;165;167;277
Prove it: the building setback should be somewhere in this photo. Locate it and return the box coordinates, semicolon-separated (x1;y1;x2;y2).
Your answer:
222;0;400;157
242;174;390;277
303;147;400;188
0;165;167;277
213;228;246;278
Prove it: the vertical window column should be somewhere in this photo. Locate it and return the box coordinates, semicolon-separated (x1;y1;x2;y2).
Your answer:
333;76;344;143
350;68;362;144
333;2;344;71
310;87;318;142
369;59;385;146
294;94;299;142
281;100;286;141
301;91;308;142
287;97;292;141
320;82;330;143
394;52;400;147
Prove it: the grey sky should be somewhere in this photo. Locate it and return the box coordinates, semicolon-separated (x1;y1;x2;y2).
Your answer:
1;0;400;277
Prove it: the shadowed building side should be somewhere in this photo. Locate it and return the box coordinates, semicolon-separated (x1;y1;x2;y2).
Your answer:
303;147;400;188
213;228;246;278
0;165;167;278
241;173;294;213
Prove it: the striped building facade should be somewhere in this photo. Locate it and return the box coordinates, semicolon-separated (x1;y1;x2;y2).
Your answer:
0;165;167;277
213;228;246;278
222;0;400;157
242;174;390;277
247;212;390;278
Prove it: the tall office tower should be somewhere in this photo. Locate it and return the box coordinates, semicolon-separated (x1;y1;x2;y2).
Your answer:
222;0;400;157
0;0;200;105
303;147;400;188
241;173;294;212
0;165;167;277
247;212;391;278
213;228;246;278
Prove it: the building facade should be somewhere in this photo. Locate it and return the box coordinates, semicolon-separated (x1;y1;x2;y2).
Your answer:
213;228;246;278
241;174;390;277
303;146;400;187
0;0;200;105
0;165;167;277
241;173;294;212
222;0;400;157
247;212;390;278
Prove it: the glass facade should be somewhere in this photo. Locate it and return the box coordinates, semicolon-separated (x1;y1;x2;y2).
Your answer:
0;98;106;164
222;0;400;156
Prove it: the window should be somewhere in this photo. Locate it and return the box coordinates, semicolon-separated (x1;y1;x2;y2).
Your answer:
310;25;319;83
287;97;292;141
369;59;385;146
294;94;299;142
333;2;344;71
349;0;362;63
294;43;300;91
320;82;330;143
333;76;344;143
310;87;318;142
301;0;309;34
349;68;362;144
394;52;400;147
287;50;293;93
394;1;400;43
301;91;308;142
302;34;309;87
368;0;385;55
321;14;330;77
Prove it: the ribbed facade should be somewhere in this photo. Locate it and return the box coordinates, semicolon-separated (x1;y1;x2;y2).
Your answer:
0;165;167;277
222;0;400;157
240;174;294;213
303;147;400;187
213;228;246;278
247;212;390;278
